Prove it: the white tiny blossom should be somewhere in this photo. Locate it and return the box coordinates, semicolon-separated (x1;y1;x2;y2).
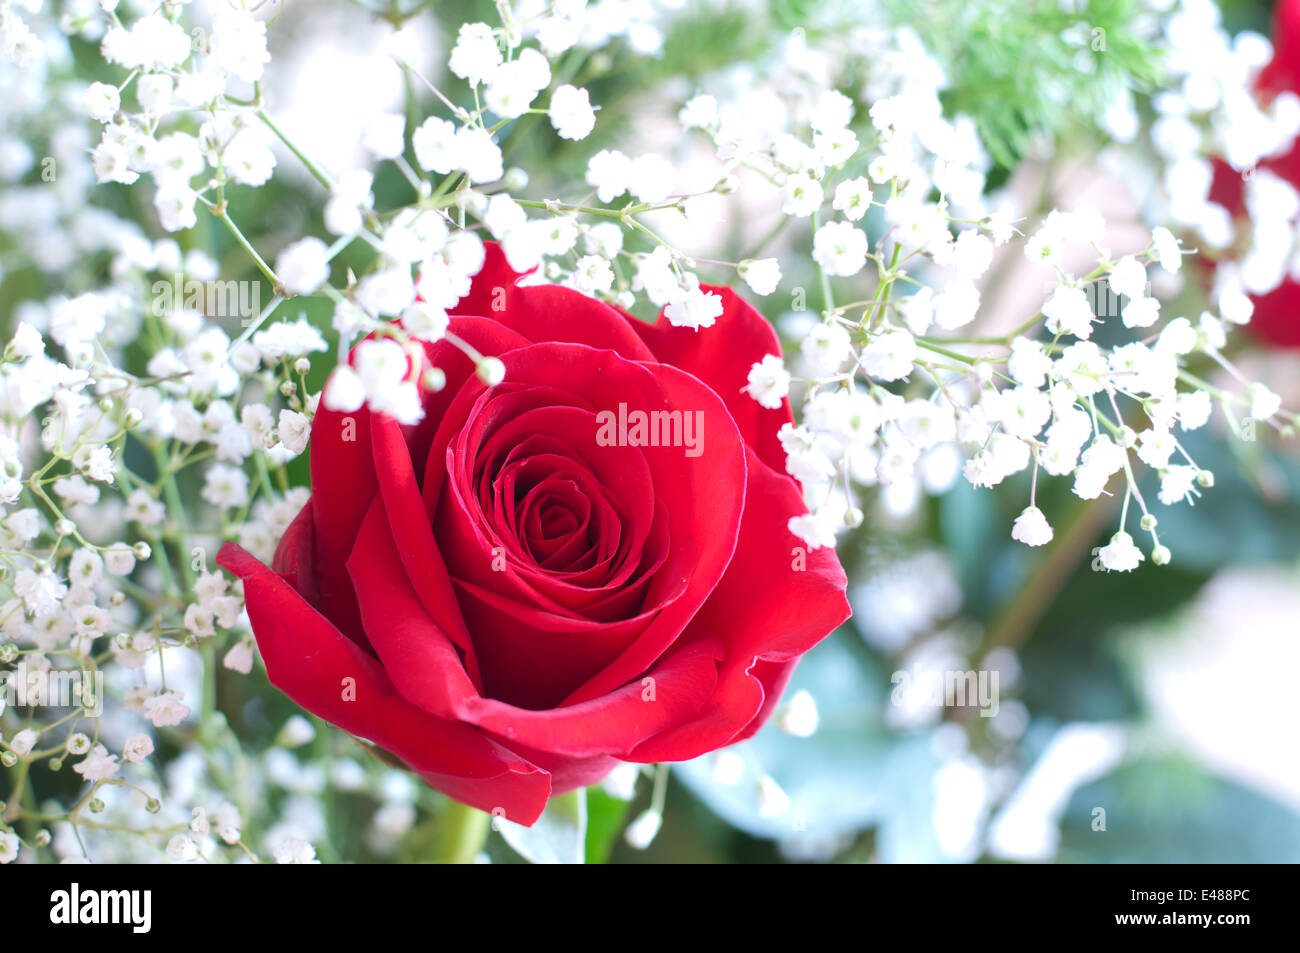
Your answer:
859;329;917;382
800;322;851;375
1177;390;1212;430
122;733;154;763
549;85;596;140
1042;285;1095;339
277;410;312;455
812;220;868;276
777;690;819;736
10;728;37;755
225;637;256;675
781;176;824;217
273;837;319;864
737;258;781;296
743;355;791;409
166;835;198;862
448;23;502;87
832;177;872;222
1122;296;1161;329
1098;531;1145;572
1151;227;1183;273
586;150;632;203
73;744;120;782
664;287;723;330
1109;256;1149;300
1159;465;1199;505
1011;505;1054;547
144;691;191;727
1248;382;1282;421
210;8;270;83
679;93;718;129
201;465;250;509
624;810;663;850
84;82;119;122
412;117;457;174
275;238;330;296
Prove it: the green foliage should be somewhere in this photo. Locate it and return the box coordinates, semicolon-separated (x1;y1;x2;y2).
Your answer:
583;787;633;864
496;789;587;864
1060;756;1300;863
672;629;956;862
1140;428;1300;569
888;0;1164;170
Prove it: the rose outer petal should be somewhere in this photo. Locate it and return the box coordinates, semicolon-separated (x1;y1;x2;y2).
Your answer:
629;447;851;761
216;541;552;825
451;242;657;362
633;285;794;475
304;403;377;648
345;477;726;758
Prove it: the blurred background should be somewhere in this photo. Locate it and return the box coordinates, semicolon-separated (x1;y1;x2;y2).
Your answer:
3;0;1299;862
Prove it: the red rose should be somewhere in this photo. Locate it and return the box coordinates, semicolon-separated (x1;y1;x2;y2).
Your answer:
218;243;850;825
1206;0;1300;347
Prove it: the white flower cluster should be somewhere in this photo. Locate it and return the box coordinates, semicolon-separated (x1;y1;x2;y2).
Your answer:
679;14;1295;565
0;0;698;862
1105;0;1300;312
2;0;1296;863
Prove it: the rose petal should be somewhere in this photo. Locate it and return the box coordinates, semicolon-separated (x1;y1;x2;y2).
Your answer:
217;541;552;824
371;410;484;689
340;497;723;757
452;242;656;361
304;400;377;648
425;342;747;708
628;448;850;761
633;285;793;474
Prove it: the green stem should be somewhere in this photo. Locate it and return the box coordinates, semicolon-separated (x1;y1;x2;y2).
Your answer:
258;109;335;190
431;800;490;864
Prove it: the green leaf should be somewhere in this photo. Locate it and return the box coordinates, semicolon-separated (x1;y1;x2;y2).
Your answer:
938;477;1002;616
1137;428;1300;570
674;630;958;860
584;786;633;864
496;789;587;865
1059;756;1300;863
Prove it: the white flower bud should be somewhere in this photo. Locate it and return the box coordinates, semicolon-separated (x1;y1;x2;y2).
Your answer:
624;810;662;850
476;357;506;386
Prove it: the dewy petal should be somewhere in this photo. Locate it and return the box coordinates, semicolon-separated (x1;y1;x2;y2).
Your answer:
217;541;552;824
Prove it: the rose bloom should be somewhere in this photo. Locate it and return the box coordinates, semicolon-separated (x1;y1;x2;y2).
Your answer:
219;243;849;824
